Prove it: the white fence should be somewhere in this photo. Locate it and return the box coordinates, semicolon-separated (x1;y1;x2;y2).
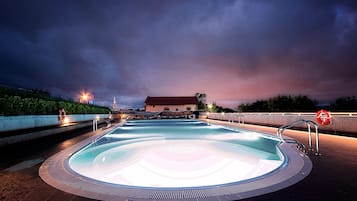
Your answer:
206;112;357;134
0;114;110;132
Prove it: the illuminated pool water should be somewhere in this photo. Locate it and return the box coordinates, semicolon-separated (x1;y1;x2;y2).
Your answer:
68;119;285;188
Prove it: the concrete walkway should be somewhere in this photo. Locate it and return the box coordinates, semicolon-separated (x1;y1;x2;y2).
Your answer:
0;120;357;201
0;126;99;201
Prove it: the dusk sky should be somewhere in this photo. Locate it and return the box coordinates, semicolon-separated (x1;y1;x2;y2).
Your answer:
1;0;357;109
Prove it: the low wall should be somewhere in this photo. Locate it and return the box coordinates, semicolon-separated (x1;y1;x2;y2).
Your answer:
206;112;357;134
0;114;110;132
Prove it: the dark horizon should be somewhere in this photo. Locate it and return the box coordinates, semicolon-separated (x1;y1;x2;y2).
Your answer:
1;0;357;109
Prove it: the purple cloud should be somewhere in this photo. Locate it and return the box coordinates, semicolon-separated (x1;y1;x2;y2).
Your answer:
1;0;356;108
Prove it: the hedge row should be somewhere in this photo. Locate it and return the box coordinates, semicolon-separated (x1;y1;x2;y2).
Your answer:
0;95;110;116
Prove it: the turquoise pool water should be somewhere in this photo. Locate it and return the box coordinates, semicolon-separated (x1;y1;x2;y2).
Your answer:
68;119;285;188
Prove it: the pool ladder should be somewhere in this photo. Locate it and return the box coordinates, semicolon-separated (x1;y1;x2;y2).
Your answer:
277;119;320;155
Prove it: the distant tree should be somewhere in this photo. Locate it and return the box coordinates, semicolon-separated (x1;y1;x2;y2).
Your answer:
292;95;317;112
208;102;218;112
195;92;207;111
220;107;236;113
0;86;110;115
237;103;248;112
198;101;207;111
238;95;317;112
252;100;269;112
238;100;269;112
330;96;357;111
268;95;292;111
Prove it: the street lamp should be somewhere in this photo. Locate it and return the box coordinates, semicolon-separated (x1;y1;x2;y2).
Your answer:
80;92;92;104
207;104;213;112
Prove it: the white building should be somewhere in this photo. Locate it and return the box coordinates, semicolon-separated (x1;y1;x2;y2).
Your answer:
144;96;199;112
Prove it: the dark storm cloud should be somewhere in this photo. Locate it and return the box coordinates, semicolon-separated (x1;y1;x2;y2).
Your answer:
0;1;152;97
1;0;357;108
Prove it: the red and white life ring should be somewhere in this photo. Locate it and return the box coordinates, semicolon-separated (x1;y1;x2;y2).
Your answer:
315;110;331;125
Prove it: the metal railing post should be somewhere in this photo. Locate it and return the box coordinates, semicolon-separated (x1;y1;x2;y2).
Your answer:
315;125;320;155
92;119;95;132
277;119;320;155
93;119;98;132
307;124;312;150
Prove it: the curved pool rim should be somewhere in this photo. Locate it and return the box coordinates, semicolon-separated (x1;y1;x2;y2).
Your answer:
40;121;312;201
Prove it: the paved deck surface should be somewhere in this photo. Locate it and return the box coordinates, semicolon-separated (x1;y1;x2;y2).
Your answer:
1;120;357;201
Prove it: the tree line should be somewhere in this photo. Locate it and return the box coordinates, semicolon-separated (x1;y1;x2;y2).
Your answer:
237;95;357;112
199;102;235;113
0;86;110;116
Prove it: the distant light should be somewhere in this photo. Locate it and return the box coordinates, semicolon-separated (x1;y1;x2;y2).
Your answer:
82;93;88;100
96;115;100;121
63;117;70;124
80;91;93;104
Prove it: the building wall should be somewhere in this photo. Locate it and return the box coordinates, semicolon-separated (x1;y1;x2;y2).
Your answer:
145;104;197;112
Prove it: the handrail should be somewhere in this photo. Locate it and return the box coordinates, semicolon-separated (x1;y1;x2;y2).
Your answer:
277;119;320;155
92;119;98;132
236;114;245;124
227;114;244;124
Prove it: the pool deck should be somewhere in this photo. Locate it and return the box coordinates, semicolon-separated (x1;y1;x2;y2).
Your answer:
1;120;357;201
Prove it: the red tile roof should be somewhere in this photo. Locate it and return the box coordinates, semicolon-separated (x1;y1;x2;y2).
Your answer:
145;96;199;105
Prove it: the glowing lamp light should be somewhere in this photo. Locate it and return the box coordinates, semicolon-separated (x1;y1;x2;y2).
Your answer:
80;91;93;104
82;93;88;101
63;117;70;124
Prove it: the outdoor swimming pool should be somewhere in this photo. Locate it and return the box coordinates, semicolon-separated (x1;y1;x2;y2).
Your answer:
40;119;312;200
69;120;285;188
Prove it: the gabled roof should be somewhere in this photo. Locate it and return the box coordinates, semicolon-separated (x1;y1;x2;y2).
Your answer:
145;96;199;105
